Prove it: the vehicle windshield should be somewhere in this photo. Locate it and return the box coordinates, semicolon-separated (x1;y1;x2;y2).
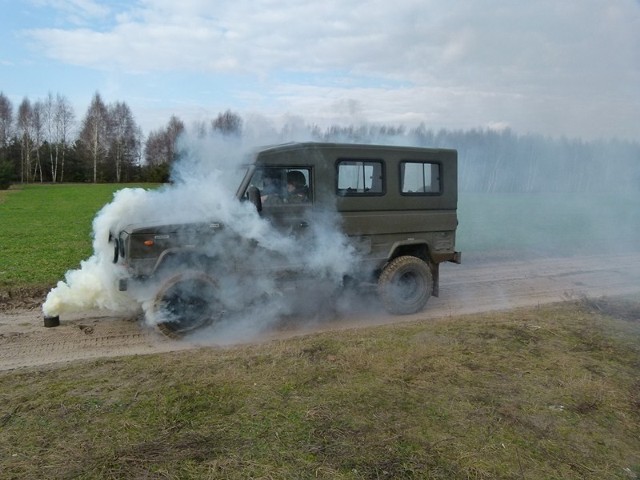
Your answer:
233;164;255;197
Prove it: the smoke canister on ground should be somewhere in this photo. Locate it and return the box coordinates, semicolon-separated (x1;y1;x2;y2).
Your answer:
43;315;60;327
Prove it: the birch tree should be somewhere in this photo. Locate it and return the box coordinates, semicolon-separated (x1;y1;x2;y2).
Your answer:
0;93;12;153
55;94;75;183
41;93;76;183
107;101;141;182
144;116;185;166
17;98;34;183
144;129;166;166
79;93;108;183
143;115;185;181
30;101;45;182
0;93;12;188
43;93;59;182
211;109;242;136
166;115;185;163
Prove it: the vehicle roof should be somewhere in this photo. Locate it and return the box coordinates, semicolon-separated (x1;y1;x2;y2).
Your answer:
255;141;456;156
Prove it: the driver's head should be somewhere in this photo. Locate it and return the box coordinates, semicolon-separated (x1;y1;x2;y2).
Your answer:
287;170;306;189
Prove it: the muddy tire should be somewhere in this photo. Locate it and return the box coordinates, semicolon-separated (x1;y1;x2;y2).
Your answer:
378;255;433;314
151;271;221;337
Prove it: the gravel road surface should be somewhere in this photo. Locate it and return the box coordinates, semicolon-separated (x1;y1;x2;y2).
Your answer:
2;253;639;371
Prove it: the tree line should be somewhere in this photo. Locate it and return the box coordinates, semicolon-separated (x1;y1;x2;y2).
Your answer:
305;124;639;193
1;91;638;193
0;91;245;188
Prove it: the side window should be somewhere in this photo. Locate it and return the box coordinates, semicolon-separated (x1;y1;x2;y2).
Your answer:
337;159;384;195
250;167;312;205
400;161;441;194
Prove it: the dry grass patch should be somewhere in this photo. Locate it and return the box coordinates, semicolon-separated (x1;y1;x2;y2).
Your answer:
1;299;639;479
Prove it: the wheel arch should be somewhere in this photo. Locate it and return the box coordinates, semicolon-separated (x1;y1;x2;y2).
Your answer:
386;240;431;263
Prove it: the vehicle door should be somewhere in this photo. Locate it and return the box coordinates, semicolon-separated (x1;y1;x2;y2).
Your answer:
248;166;313;235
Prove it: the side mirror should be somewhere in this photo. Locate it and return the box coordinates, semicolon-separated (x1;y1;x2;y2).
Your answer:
247;186;262;213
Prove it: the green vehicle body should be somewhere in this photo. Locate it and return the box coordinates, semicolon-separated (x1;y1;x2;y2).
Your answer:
112;142;461;335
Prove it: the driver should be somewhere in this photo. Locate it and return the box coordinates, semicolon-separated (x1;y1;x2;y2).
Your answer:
286;170;309;203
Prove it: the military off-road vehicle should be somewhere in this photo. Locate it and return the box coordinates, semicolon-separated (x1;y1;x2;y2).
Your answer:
110;142;461;336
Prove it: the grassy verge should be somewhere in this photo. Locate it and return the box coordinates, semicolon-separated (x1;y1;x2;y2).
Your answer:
1;299;639;479
0;183;158;290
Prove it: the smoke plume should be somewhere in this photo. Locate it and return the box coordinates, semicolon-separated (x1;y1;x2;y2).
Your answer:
42;132;359;342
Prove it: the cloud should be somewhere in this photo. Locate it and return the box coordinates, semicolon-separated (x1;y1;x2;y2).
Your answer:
29;0;111;24
18;0;640;139
25;1;640;81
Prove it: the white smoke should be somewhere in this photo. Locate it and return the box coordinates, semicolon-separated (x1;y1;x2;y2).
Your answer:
41;188;155;318
42;131;359;342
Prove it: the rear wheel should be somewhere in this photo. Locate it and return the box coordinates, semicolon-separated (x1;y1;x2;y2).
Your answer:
151;271;221;337
378;255;433;314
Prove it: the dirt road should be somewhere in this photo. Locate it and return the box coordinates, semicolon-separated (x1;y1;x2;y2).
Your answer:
2;252;640;371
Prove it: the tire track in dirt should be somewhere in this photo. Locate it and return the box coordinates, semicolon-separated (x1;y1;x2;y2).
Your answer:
1;252;640;371
0;312;190;371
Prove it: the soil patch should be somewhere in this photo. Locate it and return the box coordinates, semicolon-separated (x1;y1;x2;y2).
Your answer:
0;285;49;312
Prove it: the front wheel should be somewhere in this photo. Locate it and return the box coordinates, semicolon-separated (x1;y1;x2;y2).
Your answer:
150;271;221;337
377;256;433;314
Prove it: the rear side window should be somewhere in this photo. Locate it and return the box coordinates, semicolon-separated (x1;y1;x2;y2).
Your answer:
400;161;441;194
337;159;384;195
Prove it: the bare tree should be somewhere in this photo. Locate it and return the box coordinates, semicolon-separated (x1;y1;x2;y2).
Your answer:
17;98;34;183
43;93;58;182
144;129;167;166
79;92;108;183
192;119;208;139
107;101;141;182
55;94;75;183
166;115;185;163
144;116;185;168
42;93;76;183
211;109;242;136
0;93;12;152
0;93;12;188
31;101;45;182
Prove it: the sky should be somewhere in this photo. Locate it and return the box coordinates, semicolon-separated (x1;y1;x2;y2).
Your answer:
1;0;639;140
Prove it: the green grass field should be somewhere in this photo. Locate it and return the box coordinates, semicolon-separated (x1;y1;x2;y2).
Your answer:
0;184;158;289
